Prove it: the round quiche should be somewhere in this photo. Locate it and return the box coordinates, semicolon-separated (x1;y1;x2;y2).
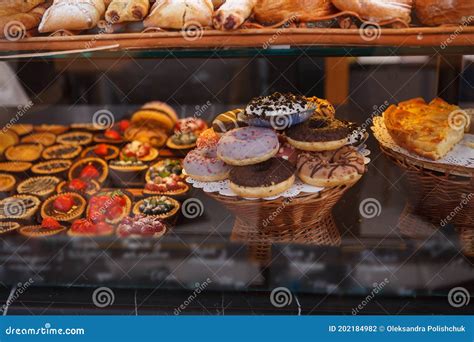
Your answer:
0;173;16;192
21;132;56;146
57;132;93;146
10;124;33;136
42;144;82;160
31;159;72;176
0;130;19;155
5;143;43;162
0;162;32;173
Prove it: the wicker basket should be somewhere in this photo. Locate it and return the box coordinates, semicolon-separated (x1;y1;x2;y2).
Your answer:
208;186;348;263
380;146;474;227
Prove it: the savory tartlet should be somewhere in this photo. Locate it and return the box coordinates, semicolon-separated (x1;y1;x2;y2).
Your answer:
0;161;32;173
57;179;101;197
57;131;93;146
19;218;66;238
42;144;82;160
17;176;61;198
31;159;72;176
132;196;180;221
69;158;109;184
21;132;56;146
5;143;43;162
109;160;148;187
166;132;198;150
120;140;159;162
34;124;69;135
41;193;87;222
0;194;41;220
0;173;16;192
68;218;114;237
116;215;167;238
87;191;132;224
10;124;33;136
0;130;19;155
0;221;21;235
81;144;120;161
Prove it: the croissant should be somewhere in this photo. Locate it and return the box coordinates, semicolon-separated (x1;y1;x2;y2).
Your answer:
331;0;413;24
144;0;213;29
213;0;256;30
38;0;106;33
415;0;474;26
0;0;45;17
0;4;47;38
253;0;336;25
106;0;150;23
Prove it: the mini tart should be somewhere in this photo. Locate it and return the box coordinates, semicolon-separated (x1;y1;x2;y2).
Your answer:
69;158;109;183
133;196;180;220
17;176;61;198
0;221;21;235
120;147;159;162
87;191;132;224
57;132;93;146
0;130;20;155
34;124;69;135
146;159;185;183
41;193;87;222
0;174;16;192
143;183;189;197
70;123;106;132
117;216;167;238
19;225;66;238
42;144;82;160
21;132;56;146
5;143;43;162
0;162;32;173
81;144;120;161
31;159;72;176
10;124;33;136
93;133;125;145
0;194;41;220
166;134;197;150
68;219;114;237
109;160;148;187
57;179;101;196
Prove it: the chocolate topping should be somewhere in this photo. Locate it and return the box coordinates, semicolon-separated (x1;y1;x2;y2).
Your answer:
212;109;247;134
286;115;353;142
230;158;295;188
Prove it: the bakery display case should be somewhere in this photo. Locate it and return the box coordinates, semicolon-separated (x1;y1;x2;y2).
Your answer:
0;0;473;315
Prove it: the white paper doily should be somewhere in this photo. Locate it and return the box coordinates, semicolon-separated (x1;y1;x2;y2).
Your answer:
372;116;474;169
187;147;371;200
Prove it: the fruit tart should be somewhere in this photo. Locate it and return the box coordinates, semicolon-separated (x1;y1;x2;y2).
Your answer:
87;191;132;224
146;159;184;183
175;118;208;134
0;162;32;173
17;176;61;198
68;218;114;237
5;143;43;162
124;124;168;148
166;132;198;150
144;173;189;196
0;221;21;235
109;160;148;187
10;124;33;136
117;215;167;239
21;132;56;146
19;217;66;238
31;159;72;176
34;124;69;135
133;196;180;221
69;158;109;184
0;194;41;220
57;178;101;197
42;144;82;160
0;173;16;192
120;140;159;162
0;130;19;155
93;120;129;145
57;131;93;146
41;193;87;222
81;144;120;161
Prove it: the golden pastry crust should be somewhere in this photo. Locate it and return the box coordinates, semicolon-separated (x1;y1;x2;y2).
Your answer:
415;0;474;26
383;98;468;160
254;0;336;25
0;0;45;17
106;0;150;23
331;0;413;24
144;0;213;29
0;3;47;37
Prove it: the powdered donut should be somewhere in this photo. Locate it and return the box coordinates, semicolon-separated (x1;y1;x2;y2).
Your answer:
184;146;230;182
217;127;279;166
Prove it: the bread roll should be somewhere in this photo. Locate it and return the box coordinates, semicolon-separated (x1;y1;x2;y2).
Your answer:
0;0;45;17
254;0;336;25
144;0;213;29
331;0;413;24
213;0;256;30
0;4;48;38
415;0;474;26
38;0;106;33
106;0;150;23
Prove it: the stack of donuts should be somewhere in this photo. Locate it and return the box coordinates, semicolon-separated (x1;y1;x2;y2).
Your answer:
184;92;366;199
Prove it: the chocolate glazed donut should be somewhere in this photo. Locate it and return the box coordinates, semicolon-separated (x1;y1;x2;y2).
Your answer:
229;158;296;198
285;115;354;151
